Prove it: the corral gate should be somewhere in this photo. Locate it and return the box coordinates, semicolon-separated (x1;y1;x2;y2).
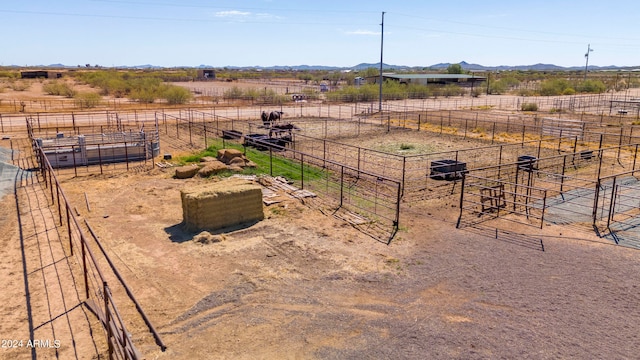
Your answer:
541;117;585;140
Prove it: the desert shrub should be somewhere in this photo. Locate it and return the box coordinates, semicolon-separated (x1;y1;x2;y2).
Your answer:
540;79;573;96
441;84;465;97
406;83;432;99
130;88;157;103
223;86;244;100
0;71;18;79
161;85;192;104
489;77;520;94
74;92;102;108
521;102;538;111
517;88;536;96
10;80;30;91
43;81;76;97
576;79;606;94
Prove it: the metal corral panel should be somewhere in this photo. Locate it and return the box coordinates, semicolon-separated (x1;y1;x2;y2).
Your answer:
44;148;84;168
85;144;147;164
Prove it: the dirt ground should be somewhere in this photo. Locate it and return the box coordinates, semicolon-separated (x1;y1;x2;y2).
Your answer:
1;81;640;359
1;157;632;359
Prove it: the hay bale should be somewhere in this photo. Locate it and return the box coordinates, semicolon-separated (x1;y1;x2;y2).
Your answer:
200;156;218;163
181;178;264;232
193;231;225;244
217;149;244;164
198;160;228;177
228;157;247;166
175;165;199;179
228;165;244;172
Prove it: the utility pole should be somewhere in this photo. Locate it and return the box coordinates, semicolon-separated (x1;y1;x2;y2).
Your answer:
379;11;385;112
584;44;593;81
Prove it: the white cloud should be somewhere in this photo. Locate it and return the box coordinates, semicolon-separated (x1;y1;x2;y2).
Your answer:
213;10;280;21
215;10;252;18
345;30;381;36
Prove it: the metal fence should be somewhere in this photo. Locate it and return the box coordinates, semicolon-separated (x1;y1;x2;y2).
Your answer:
455;144;640;247
29;140;166;359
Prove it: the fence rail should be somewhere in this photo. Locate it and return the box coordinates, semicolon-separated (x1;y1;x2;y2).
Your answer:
31;139;166;359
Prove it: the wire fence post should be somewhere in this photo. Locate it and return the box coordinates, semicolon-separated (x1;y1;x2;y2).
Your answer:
269;146;273;177
300;153;304;190
340;166;344;208
105;282;114;359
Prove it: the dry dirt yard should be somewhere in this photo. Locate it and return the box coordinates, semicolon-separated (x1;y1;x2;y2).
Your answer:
1;80;640;359
39;163;639;359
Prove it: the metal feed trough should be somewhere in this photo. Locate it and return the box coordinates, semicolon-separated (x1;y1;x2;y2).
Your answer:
430;159;467;180
243;134;288;151
222;129;242;140
517;155;538;172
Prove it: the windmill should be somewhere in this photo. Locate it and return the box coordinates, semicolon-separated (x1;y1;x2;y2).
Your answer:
584;44;594;80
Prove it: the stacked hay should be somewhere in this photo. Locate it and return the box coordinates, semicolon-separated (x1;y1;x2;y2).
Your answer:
181;178;264;232
174;149;257;179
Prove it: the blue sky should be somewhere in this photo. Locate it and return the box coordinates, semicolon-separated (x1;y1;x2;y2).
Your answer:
1;0;638;68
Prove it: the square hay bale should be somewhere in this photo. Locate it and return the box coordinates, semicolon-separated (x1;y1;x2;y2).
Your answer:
181;178;264;232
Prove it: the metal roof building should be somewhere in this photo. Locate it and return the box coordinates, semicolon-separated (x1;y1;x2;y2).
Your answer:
368;73;486;86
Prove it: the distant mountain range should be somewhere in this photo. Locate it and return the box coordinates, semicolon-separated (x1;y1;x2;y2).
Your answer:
10;61;640;72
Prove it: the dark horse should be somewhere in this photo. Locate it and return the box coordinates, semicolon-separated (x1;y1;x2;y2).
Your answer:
268;111;284;123
261;111;284;127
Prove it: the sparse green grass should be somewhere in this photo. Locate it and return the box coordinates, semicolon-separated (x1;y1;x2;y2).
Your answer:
176;140;325;182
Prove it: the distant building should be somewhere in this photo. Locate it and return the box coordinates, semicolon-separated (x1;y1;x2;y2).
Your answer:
196;69;216;80
21;70;64;79
354;77;365;86
367;73;486;87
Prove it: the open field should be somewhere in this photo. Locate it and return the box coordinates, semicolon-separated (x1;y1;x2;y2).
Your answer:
1;80;640;359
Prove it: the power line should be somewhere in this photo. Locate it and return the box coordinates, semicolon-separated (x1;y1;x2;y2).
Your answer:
90;0;380;14
391;12;640;43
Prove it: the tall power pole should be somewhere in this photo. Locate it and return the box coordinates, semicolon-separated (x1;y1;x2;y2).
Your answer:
379;11;385;112
584;44;594;80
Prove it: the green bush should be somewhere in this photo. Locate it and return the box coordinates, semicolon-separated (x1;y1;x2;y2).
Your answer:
43;81;77;97
576;79;606;94
442;84;465;97
223;86;244;100
130;88;157;103
540;79;573;96
74;92;102;108
489;77;520;94
0;71;19;79
161;85;192;104
521;102;538;111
